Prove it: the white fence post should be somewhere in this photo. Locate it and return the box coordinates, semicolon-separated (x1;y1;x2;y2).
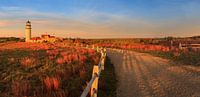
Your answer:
101;48;106;70
101;58;105;70
92;45;95;49
91;66;99;97
86;45;89;48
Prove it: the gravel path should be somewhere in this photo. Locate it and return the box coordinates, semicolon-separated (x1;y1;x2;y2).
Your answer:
107;49;200;97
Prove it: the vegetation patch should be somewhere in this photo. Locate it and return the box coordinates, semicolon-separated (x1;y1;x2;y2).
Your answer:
143;50;200;66
0;42;100;97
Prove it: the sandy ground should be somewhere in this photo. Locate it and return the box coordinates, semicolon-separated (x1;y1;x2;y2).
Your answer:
107;49;200;97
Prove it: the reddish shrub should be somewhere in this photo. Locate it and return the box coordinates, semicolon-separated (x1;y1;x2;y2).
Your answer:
48;55;55;60
46;50;59;56
56;58;65;65
20;57;36;67
87;49;95;55
60;51;68;57
79;55;87;63
52;77;59;90
43;77;52;90
43;76;60;90
72;54;79;61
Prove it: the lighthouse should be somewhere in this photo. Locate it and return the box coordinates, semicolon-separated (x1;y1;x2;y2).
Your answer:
25;20;31;42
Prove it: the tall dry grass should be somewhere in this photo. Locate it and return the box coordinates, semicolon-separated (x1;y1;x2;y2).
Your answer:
0;42;100;97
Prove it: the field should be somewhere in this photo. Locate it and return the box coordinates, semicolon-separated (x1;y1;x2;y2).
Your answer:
0;42;100;97
88;38;200;66
0;38;200;97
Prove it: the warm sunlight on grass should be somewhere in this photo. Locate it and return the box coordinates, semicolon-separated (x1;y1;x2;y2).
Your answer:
0;42;100;97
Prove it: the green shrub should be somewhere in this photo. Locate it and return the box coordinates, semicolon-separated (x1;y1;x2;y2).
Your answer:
144;50;200;66
176;52;200;66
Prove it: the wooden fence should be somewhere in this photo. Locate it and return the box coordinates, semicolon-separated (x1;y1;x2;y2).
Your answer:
179;43;200;51
80;46;107;97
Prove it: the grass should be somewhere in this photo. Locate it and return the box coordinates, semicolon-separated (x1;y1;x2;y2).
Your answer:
143;50;200;66
121;47;200;66
0;42;100;97
98;56;117;97
144;50;174;59
175;51;200;66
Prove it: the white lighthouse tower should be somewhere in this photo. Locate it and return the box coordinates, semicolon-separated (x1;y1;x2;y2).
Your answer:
25;20;31;42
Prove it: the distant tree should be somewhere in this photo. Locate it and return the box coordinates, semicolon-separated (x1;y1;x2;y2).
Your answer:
19;38;25;42
165;36;174;41
191;36;200;39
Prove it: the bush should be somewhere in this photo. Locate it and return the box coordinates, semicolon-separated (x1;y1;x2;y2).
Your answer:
0;42;100;97
144;50;200;66
176;52;200;66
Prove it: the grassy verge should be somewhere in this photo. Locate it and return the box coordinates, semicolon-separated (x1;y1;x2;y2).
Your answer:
142;50;200;66
98;56;117;97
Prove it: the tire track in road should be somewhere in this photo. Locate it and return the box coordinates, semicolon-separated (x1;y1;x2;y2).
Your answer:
107;49;200;97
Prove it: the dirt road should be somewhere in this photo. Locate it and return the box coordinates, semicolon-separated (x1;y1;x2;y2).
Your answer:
107;49;200;97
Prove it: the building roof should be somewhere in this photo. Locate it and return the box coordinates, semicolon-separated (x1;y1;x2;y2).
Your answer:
41;34;50;38
50;36;56;38
31;37;42;40
41;34;56;38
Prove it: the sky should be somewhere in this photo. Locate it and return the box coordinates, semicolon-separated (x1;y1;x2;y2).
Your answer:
0;0;200;38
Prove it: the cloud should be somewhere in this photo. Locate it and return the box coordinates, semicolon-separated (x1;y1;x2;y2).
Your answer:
0;5;199;38
0;6;23;11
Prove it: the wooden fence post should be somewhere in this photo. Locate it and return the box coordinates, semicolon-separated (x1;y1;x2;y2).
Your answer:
92;45;95;49
103;48;106;53
91;66;99;97
101;48;106;70
101;57;105;70
86;45;89;48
